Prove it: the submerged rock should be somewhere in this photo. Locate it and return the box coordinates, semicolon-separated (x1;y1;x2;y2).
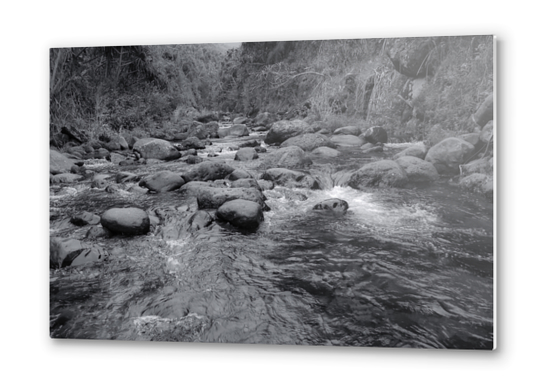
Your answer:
91;174;111;188
100;207;150;236
216;199;264;230
348;160;408;188
313;199;349;213
187;211;214;231
50;237;108;269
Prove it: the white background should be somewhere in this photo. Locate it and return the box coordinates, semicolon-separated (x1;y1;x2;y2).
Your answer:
1;1;538;383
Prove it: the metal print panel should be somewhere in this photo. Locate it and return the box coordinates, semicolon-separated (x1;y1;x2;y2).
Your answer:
49;36;495;349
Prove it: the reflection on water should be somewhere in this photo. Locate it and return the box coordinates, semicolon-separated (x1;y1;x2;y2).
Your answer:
50;145;493;349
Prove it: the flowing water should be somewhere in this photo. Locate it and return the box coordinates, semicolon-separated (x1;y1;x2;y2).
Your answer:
50;135;494;349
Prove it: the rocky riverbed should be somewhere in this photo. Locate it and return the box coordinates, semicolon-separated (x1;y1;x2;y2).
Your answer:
49;116;494;348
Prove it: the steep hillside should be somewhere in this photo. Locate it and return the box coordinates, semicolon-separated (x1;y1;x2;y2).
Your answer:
218;36;493;141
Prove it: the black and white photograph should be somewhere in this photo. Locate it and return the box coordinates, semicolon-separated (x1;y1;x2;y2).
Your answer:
49;36;495;348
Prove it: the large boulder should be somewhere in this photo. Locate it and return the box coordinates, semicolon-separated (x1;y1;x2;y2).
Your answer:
263;146;312;169
334;126;361;136
105;135;129;151
133;138;181;161
261;146;312;169
190;186;267;209
313;199;349;213
425;137;475;175
363;126;388;144
387;37;444;77
329;134;364;147
280;133;334;152
217;124;249;138
261;168;320;189
139;171;185;192
459;173;493;200
392;143;427;160
231;178;261;190
264;120;312;145
234;147;259;161
311;146;340;157
459;133;480;148
348;160;408;189
395;156;439;184
179;136;206;150
232;116;248;125
473;93;494;127
459;157;493;177
216;199;264;230
226;169;254;181
50;237;108;269
121;133;138;149
254;112;277;129
182;161;235;182
186;121;219;139
50;150;76;175
100;207;150;236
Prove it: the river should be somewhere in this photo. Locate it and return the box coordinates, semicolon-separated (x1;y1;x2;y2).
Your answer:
49;133;494;349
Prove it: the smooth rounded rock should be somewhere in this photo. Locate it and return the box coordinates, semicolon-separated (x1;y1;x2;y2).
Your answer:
348;160;408;189
264;120;312;145
216;199;264;230
139;171;185;193
280;133;334;152
395;156;439;184
425;137;475;175
133;138;181;161
261;146;312;169
330;135;364;147
311;147;340;157
100;207;150;236
235;147;259;161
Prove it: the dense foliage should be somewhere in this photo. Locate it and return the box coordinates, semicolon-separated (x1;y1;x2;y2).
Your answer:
50;44;224;141
50;36;493;144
